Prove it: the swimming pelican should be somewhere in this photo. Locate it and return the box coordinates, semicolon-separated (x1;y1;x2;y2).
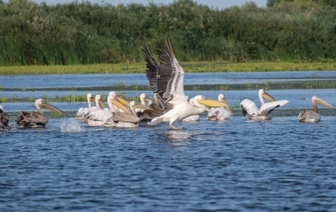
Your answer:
76;93;94;120
0;105;11;130
207;94;233;121
136;93;164;121
77;93;106;121
143;39;228;129
85;94;112;127
240;89;289;120
82;94;106;122
104;98;153;128
298;96;333;123
16;98;63;128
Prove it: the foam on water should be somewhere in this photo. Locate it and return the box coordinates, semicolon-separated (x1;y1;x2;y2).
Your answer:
60;118;84;133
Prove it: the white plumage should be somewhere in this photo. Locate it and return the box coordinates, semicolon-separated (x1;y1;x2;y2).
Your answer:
240;89;289;120
143;39;228;129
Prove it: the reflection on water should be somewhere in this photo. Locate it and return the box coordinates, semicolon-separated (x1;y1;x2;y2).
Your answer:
164;130;192;144
60;118;84;133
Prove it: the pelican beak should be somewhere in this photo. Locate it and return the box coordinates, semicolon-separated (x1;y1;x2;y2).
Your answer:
262;91;275;102
144;97;152;102
198;99;228;107
41;102;63;113
152;104;164;112
132;102;154;111
99;100;106;109
316;98;333;107
221;99;234;115
205;107;210;112
117;96;130;107
111;99;132;114
90;97;95;103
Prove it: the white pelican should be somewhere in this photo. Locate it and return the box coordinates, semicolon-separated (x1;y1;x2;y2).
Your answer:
240;89;289;120
207;94;233;121
82;94;105;122
143;39;228;129
77;93;107;121
86;95;110;127
104;97;153;128
298;96;333;123
16;98;63;128
76;93;94;120
0;105;11;130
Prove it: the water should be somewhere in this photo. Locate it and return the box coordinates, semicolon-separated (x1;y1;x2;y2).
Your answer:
1;72;336;211
1;117;336;211
1;71;336;89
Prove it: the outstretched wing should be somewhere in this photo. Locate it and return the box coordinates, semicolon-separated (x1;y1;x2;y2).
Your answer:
259;100;289;116
142;45;161;101
157;38;187;112
240;99;259;117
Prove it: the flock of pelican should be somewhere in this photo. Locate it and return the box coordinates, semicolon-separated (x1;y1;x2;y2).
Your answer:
0;39;334;131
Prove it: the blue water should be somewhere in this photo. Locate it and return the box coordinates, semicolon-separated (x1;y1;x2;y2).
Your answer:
1;116;336;211
2;89;336;113
1;71;336;88
1;72;336;211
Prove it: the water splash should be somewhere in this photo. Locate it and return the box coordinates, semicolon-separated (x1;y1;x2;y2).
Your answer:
60;118;84;133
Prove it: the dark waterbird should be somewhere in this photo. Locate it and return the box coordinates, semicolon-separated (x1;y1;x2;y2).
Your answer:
298;96;334;123
0;105;11;130
16;98;63;128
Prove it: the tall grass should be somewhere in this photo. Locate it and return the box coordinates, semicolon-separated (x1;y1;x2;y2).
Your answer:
1;62;336;75
0;0;336;66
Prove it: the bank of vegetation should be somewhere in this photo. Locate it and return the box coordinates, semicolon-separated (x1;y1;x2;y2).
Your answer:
0;0;335;67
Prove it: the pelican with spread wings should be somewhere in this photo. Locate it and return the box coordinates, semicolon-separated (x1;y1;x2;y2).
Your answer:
240;89;289;120
143;39;228;129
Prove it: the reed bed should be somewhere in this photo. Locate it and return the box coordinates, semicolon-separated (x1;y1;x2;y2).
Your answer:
1;1;336;66
1;62;335;75
2;79;336;103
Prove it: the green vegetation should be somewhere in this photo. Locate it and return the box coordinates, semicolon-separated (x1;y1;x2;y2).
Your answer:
2;79;336;103
0;62;336;75
0;0;336;68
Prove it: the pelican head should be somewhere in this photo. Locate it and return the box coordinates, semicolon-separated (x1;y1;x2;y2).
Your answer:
109;92;131;114
35;98;63;114
140;93;153;105
312;96;333;112
109;91;130;107
130;101;154;111
194;95;228;107
218;94;224;101
218;94;233;115
312;96;333;107
259;89;275;103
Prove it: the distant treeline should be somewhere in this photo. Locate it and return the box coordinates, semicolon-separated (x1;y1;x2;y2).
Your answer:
0;0;336;66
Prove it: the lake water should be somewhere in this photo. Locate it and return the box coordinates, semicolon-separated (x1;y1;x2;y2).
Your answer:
1;71;336;211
